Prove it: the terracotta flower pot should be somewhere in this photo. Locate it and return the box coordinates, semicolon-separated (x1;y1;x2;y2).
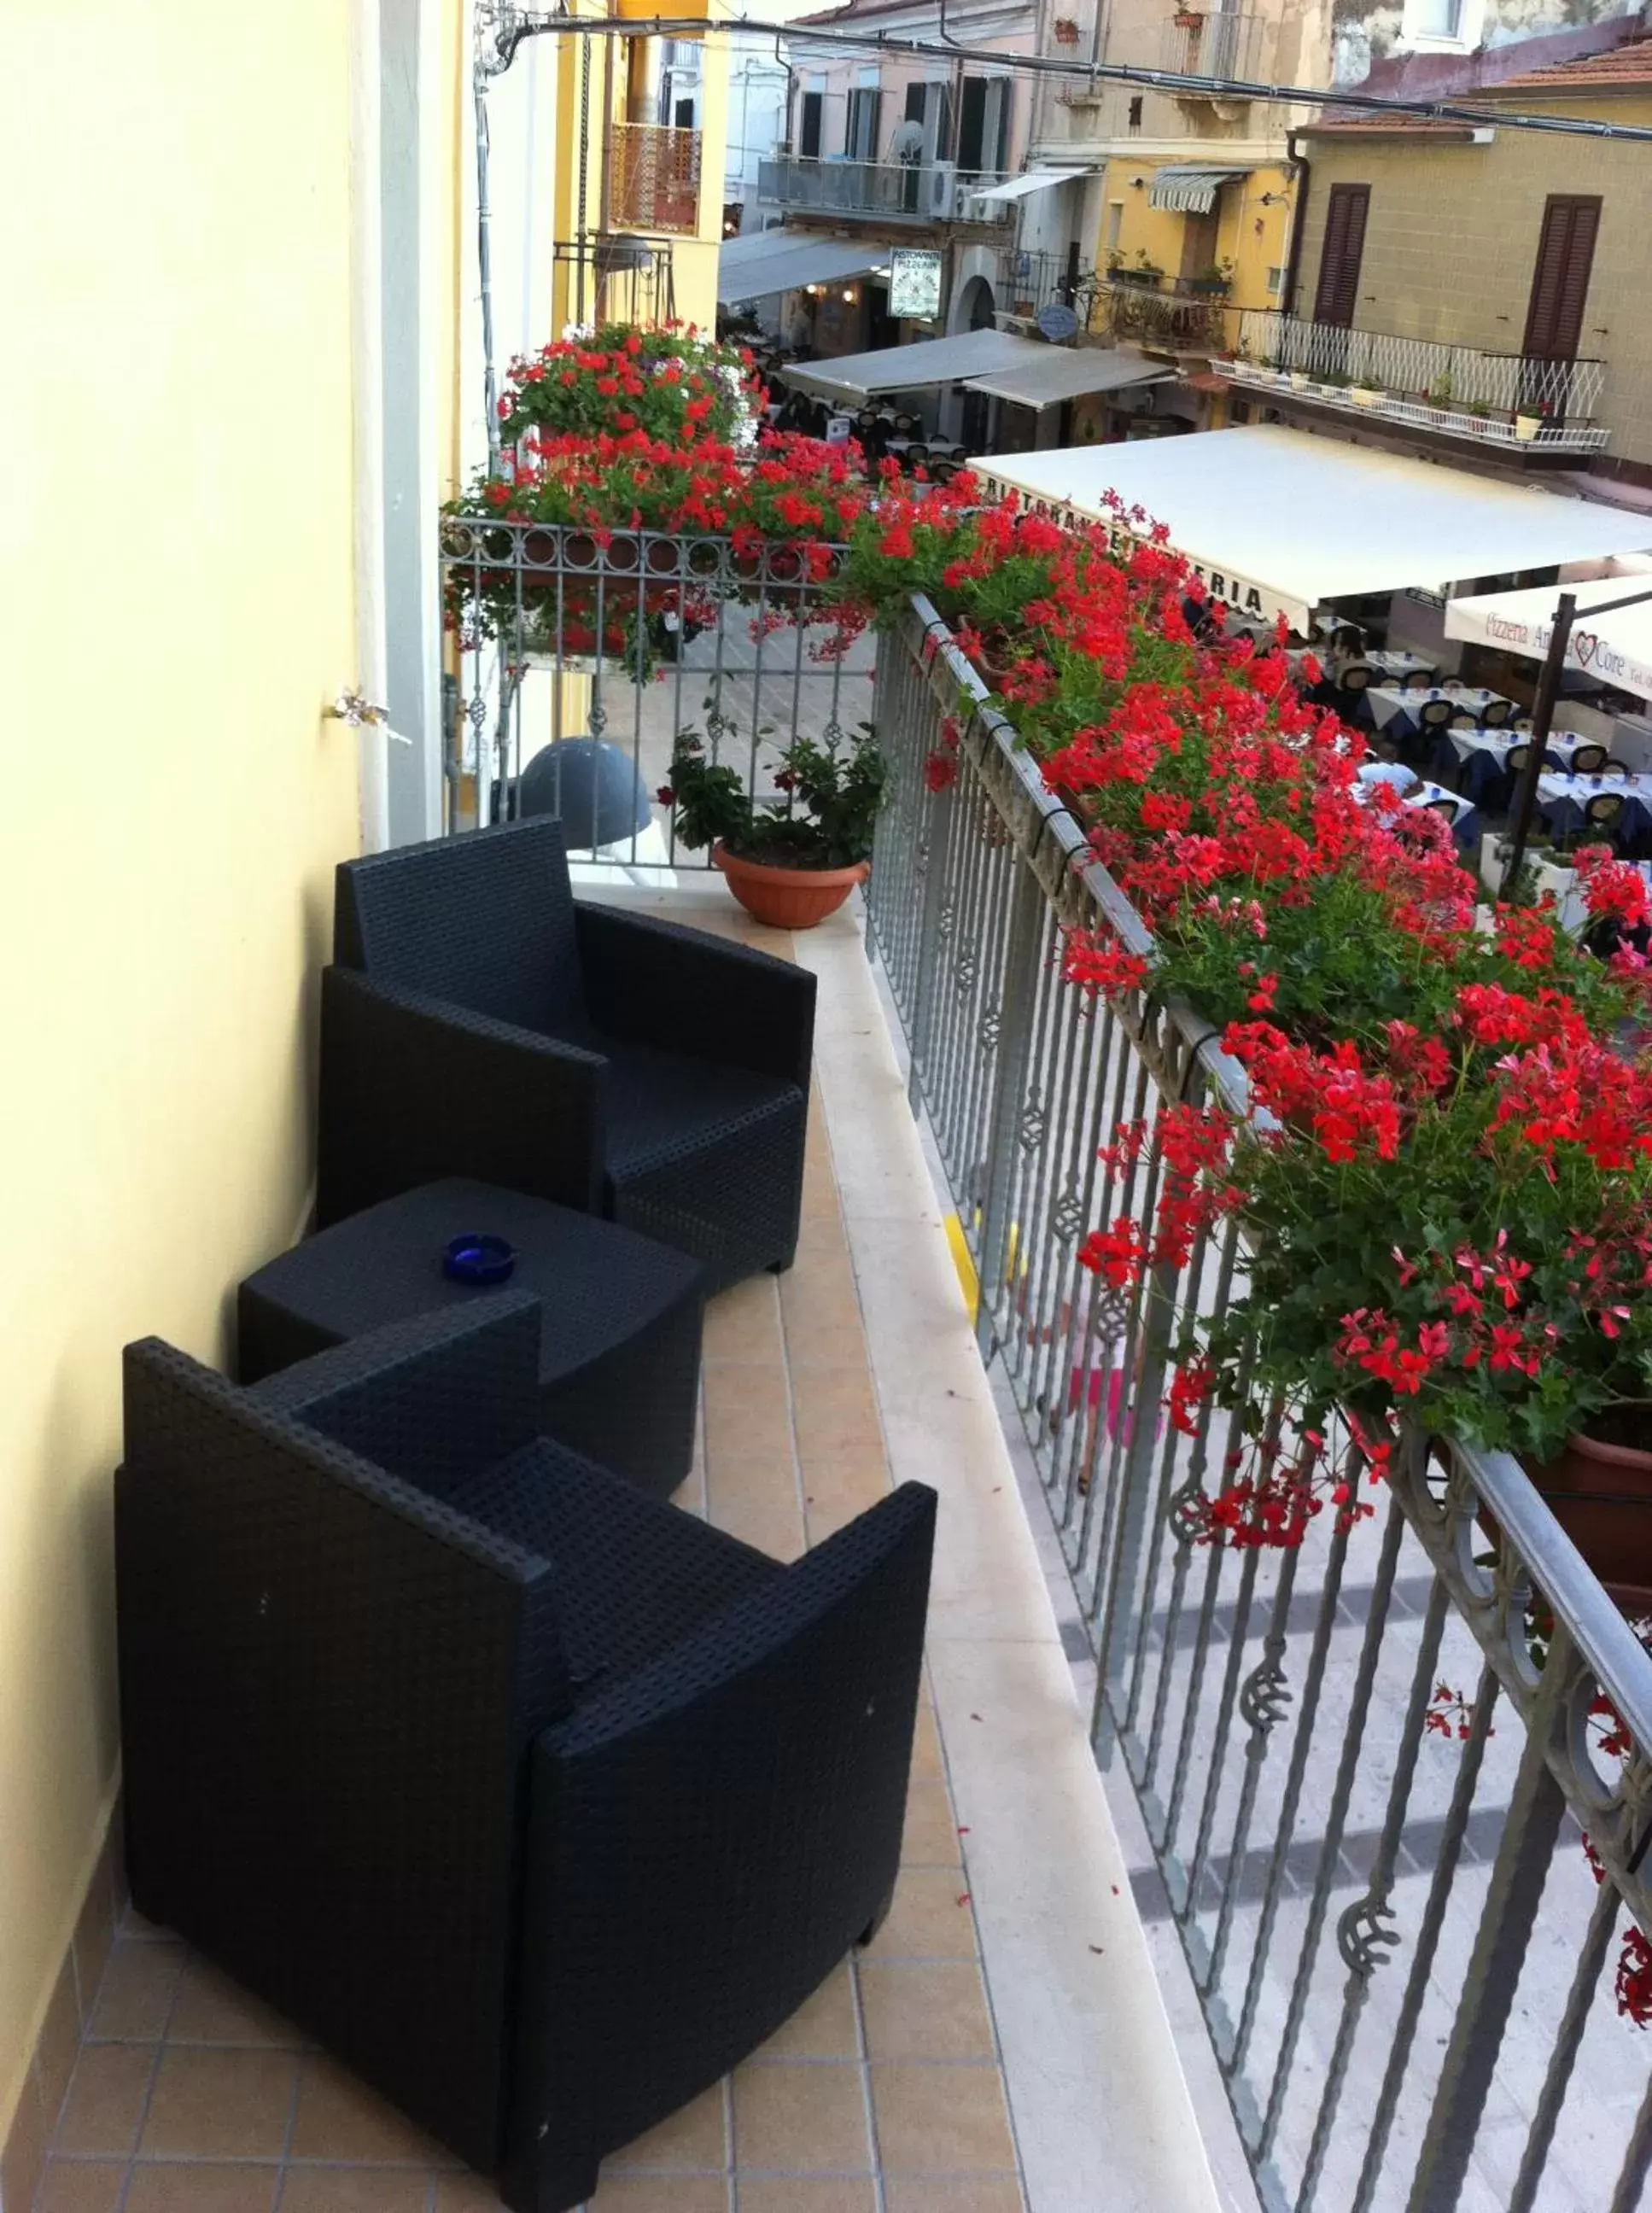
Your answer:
1518;1429;1652;1611
712;843;869;930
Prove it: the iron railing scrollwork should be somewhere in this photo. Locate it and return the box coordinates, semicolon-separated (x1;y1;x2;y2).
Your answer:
867;593;1652;2213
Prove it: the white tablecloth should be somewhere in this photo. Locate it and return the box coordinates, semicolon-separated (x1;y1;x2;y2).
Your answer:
1445;727;1579;768
1363;650;1437;684
1367;684;1506;733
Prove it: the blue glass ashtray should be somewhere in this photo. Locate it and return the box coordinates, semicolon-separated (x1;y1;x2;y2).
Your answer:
443;1234;517;1287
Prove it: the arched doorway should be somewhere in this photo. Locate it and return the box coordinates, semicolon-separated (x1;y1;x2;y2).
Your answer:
956;274;995;333
954;276;996;448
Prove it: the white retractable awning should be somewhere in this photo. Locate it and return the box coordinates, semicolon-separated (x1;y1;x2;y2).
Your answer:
962;345;1169;411
1445;575;1652;704
966;168;1095;206
716;235;883;303
784;327;1056;403
972;428;1652;635
1148;166;1247;212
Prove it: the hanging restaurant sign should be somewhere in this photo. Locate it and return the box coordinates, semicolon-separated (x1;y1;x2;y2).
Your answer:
889;248;943;322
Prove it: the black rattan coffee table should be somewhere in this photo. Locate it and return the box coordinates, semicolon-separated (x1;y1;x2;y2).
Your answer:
237;1179;704;1498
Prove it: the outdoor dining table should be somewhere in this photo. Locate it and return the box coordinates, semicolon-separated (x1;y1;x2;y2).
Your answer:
1362;649;1438;685
1535;769;1652;844
1367;683;1509;735
1436;724;1591;800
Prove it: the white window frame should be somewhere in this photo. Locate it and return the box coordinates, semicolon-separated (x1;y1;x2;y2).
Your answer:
1398;0;1486;55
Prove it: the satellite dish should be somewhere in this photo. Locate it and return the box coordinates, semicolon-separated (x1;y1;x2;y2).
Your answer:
888;120;925;161
1036;302;1079;343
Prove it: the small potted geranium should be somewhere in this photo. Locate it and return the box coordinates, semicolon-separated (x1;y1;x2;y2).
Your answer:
661;721;887;929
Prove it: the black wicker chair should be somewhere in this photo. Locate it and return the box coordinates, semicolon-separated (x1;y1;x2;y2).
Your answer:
117;1298;935;2213
317;817;816;1292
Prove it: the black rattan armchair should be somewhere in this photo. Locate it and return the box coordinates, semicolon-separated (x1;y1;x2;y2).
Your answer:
117;1298;935;2212
317;817;816;1291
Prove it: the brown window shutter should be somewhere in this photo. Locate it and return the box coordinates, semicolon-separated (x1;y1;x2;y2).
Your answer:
1313;184;1369;330
1523;196;1601;362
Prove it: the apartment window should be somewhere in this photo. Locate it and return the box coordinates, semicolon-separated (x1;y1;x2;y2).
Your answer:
903;79;950;159
1524;194;1602;360
1404;0;1464;36
798;89;823;158
1127;96;1143;130
674;96;694;130
1312;182;1369;329
956;76;1012;172
845;85;881;161
1105;201;1124;253
1266;264;1284;294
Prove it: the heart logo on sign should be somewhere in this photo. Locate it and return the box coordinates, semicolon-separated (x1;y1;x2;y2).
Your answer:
1573;629;1602;668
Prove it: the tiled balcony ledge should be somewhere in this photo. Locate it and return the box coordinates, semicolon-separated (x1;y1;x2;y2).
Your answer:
20;885;1220;2213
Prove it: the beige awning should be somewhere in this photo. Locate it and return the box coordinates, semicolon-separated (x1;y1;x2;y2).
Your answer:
963;346;1169;412
1147;166;1247;213
783;328;1055;403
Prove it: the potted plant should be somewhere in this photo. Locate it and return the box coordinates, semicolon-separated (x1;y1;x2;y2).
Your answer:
661;720;888;929
1515;405;1547;442
1118;248;1164;288
1186;260;1234;298
1351;379;1381;406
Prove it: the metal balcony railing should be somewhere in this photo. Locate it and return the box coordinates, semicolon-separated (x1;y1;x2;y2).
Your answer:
867;594;1652;2213
436;520;871;861
610;122;702;236
996;247;1095;320
1161;6;1264;82
1091;274;1243;356
756;155;1015;225
1231;309;1610;453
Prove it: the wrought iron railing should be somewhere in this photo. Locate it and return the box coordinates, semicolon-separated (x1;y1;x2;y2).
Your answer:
1092;275;1244;356
756;155;1015;225
436;520;869;867
1233;311;1610;454
610;122;702;235
996;247;1095;320
554;235;677;333
867;594;1652;2213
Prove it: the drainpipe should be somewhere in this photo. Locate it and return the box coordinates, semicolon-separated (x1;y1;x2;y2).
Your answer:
1280;128;1310;318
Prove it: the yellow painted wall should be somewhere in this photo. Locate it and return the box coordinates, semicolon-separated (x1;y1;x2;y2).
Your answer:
0;0;376;2140
674;27;732;333
1095;160;1292;305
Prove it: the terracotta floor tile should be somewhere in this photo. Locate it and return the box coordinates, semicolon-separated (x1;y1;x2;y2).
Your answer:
703;1453;794;1509
587;2175;727;2211
797;1451;889;1513
34;2157;127;2213
277;2166;433;2211
52;2043;155;2158
736;2180;877;2213
604;2081;727;2172
168;1959;305;2047
705;1491;805;1562
858;1965;997;2063
85;1940;183;2042
805;1499;873;1548
869;2064;1017;2174
778;1270;861;1338
289;2057;441;2163
908;1702;945;1785
785;1317;874;1370
702;1280;784;1364
864;1869;979;1961
880;2181;1025;2213
125;2163;282;2213
790;1372;884;1460
902;1782;964;1868
731;2061;872;2173
140;2047;297;2160
432;2177;508;2211
703;1369;793;1463
754;1964;859;2059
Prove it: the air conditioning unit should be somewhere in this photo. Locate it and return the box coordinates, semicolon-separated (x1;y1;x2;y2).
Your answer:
919;160;956;219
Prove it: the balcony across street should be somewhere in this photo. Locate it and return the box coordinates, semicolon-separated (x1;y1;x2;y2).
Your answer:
756;155;1016;225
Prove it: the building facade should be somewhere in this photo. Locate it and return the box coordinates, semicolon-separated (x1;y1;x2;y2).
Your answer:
1250;36;1652;491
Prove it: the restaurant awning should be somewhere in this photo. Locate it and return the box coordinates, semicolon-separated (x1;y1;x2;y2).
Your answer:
1445;575;1652;704
973;427;1652;634
716;234;883;303
966;168;1096;206
961;346;1169;411
783;328;1056;404
1148;166;1247;213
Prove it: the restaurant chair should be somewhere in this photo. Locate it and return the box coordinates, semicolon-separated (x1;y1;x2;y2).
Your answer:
904;442;931;471
1424;796;1461;820
1479;698;1513;728
318;817;815;1293
931;458;957;485
1557;790;1627;855
1448;709;1480;731
1606;757;1637;777
1571;742;1609;775
116;1298;937;2213
1400;667;1439;692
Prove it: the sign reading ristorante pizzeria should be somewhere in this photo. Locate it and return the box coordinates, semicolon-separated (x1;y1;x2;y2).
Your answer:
976;466;1311;634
